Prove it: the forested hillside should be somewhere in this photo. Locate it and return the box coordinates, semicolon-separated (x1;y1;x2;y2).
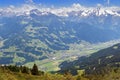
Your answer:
59;43;120;75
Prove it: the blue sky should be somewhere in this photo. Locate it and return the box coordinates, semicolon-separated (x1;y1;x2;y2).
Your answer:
0;0;120;7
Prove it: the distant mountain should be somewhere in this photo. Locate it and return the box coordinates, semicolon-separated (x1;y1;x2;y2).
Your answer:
0;5;120;65
59;43;120;74
1;4;120;17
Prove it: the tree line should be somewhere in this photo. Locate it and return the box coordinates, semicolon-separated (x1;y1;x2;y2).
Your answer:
0;63;44;75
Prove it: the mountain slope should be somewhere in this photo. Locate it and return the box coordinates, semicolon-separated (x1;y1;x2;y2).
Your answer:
0;5;120;67
59;43;120;74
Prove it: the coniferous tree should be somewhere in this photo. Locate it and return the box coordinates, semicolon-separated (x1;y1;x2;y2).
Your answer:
8;65;20;72
31;63;39;75
21;66;29;74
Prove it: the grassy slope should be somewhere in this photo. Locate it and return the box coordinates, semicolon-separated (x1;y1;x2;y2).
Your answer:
0;67;120;80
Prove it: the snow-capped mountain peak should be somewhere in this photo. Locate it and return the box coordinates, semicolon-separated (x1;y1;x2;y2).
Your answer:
0;4;120;17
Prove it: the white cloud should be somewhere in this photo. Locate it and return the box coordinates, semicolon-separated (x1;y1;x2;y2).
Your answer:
9;5;15;9
26;0;34;4
107;0;110;5
72;3;82;8
97;4;102;7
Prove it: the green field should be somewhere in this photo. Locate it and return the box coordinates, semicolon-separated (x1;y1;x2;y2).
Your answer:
25;40;120;72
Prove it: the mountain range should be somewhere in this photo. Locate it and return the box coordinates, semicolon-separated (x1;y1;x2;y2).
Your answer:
0;4;120;71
